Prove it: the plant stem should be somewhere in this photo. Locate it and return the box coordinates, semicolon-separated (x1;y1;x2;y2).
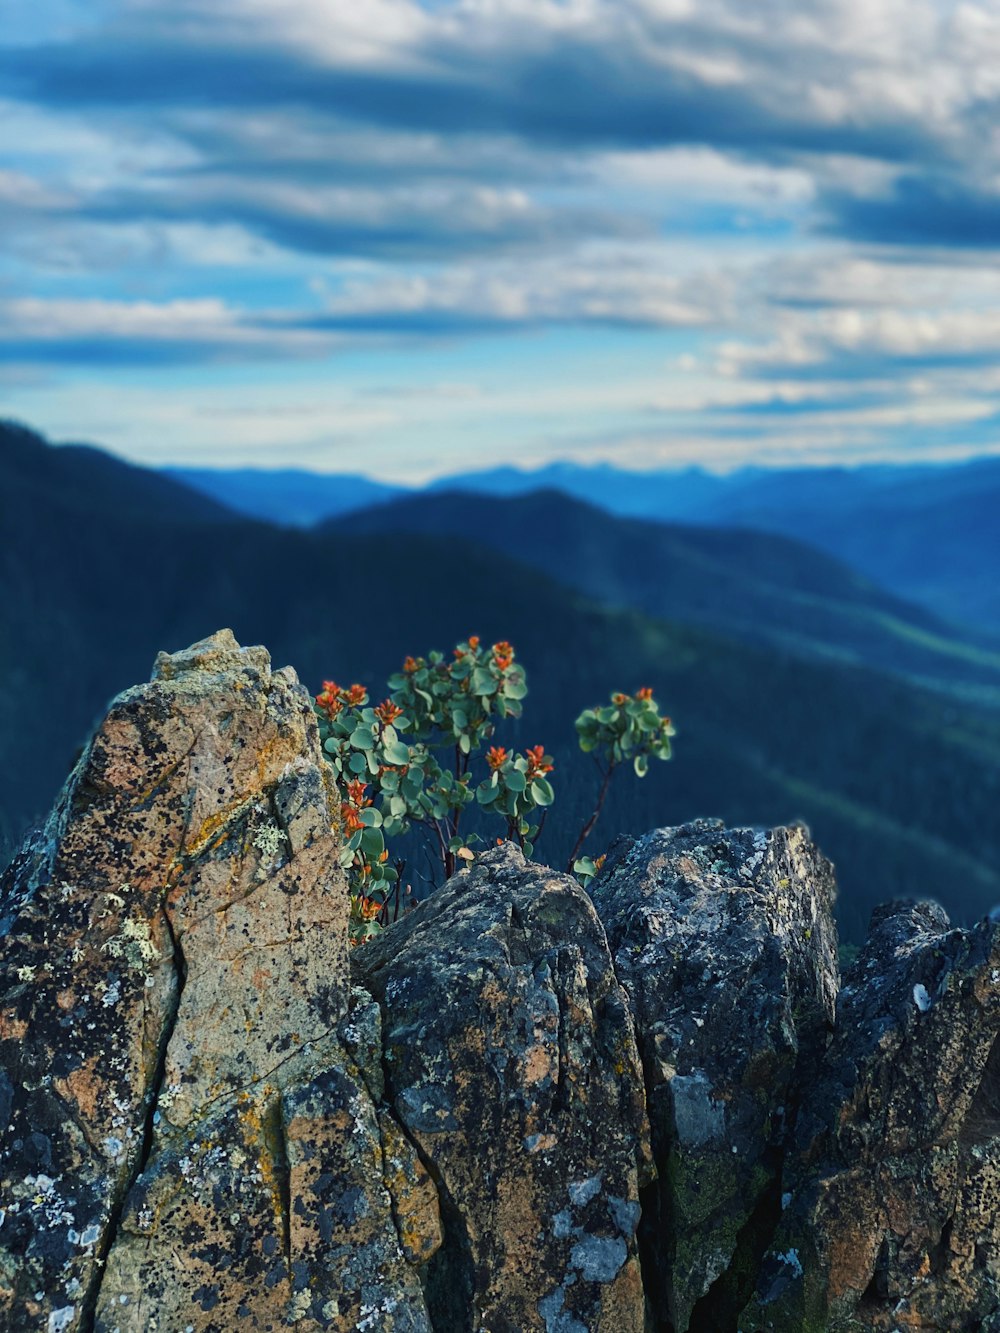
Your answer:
566;761;615;870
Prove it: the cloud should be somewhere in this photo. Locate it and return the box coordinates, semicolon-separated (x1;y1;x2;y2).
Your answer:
0;296;335;366
718;305;1000;380
302;255;734;331
821;172;1000;248
3;0;1000;476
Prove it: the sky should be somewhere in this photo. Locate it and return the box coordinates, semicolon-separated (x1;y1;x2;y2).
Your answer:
2;0;1000;482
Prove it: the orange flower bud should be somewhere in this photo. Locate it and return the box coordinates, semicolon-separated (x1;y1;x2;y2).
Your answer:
524;745;554;777
341;803;365;834
486;745;508;771
492;640;514;670
374;699;403;726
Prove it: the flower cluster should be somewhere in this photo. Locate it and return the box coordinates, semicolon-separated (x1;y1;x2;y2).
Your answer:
487;745;508;771
315;636;674;946
524;745;554;780
374;699;403;726
315;680;368;720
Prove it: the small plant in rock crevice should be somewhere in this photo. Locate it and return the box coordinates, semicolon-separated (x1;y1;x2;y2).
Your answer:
315;636;674;945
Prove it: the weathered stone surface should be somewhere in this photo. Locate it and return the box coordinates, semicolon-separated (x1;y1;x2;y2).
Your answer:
741;898;1000;1332
0;631;358;1330
588;819;840;1332
95;997;435;1333
358;842;653;1333
5;631;1000;1333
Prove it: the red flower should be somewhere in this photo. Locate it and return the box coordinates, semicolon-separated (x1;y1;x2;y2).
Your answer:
345;683;368;707
492;640;515;670
315;681;344;719
486;745;508;771
341;803;365;834
468;635;480;651
612;692;629;706
374;699;403;726
524;745;554;778
403;655;420;674
636;686;654;701
357;895;382;921
346;779;369;807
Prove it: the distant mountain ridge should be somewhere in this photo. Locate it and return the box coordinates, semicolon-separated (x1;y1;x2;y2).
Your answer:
333;487;1000;703
169;452;1000;633
164;465;404;527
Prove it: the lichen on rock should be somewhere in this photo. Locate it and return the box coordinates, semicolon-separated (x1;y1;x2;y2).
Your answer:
4;633;1000;1332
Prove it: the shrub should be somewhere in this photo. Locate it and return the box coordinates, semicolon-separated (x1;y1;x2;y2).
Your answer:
315;637;673;944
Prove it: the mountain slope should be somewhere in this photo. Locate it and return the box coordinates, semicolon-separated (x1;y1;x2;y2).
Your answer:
162;451;1000;633
164;465;405;527
686;460;1000;634
1;420;236;525
4;434;1000;940
333;488;1000;702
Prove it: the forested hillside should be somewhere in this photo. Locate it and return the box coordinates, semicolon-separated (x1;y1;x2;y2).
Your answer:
4;422;1000;940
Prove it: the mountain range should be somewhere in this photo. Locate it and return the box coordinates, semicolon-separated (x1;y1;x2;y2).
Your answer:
4;419;1000;941
169;454;1000;634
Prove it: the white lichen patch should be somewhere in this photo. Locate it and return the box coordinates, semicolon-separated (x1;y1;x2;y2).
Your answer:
253;823;287;861
913;983;932;1013
16;965;37;982
287;1289;313;1323
102;917;159;970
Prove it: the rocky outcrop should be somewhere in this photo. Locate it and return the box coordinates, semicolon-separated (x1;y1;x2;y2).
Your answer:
588;821;840;1331
0;631;366;1330
739;898;1000;1332
357;845;653;1333
2;631;1000;1332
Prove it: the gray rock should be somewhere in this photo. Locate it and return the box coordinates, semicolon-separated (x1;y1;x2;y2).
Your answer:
588;818;840;1332
740;897;1000;1331
358;842;653;1333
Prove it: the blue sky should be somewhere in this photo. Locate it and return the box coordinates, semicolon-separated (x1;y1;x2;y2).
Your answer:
2;0;1000;481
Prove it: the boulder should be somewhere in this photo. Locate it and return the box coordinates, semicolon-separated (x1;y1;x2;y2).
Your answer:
588;819;840;1332
741;898;1000;1331
0;631;401;1331
357;842;653;1333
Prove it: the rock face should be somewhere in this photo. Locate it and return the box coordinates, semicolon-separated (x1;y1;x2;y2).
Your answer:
357;844;653;1333
740;898;1000;1332
588;821;840;1332
2;632;1000;1332
0;631;364;1330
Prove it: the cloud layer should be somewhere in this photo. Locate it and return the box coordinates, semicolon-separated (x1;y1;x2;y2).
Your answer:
2;0;999;477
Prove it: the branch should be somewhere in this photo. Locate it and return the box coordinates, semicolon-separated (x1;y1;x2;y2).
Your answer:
566;760;615;870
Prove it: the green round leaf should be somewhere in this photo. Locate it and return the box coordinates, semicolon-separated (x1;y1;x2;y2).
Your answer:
383;740;410;766
360;826;384;858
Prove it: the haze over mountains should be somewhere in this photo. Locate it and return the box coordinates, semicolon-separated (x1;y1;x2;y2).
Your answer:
168;454;1000;636
6;419;1000;941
